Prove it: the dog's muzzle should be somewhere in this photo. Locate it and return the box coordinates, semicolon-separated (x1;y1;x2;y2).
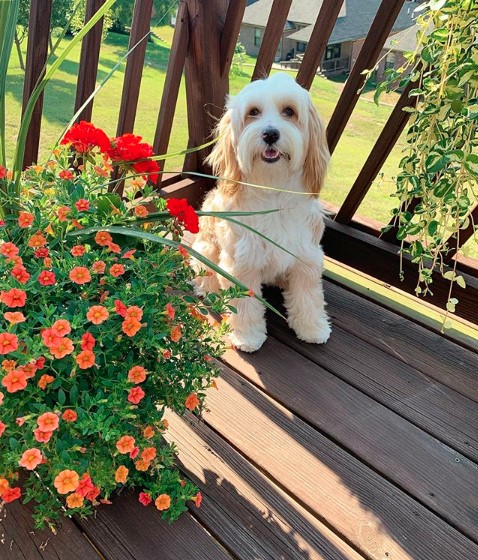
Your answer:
261;127;281;163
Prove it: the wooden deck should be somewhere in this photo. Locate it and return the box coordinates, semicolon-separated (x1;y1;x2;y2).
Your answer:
2;279;477;560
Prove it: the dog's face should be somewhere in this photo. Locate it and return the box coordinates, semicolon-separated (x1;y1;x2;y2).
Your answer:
207;73;330;197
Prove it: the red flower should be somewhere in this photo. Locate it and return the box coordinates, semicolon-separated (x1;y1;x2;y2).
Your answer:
35;247;49;258
57;206;71;222
133;159;160;184
114;300;127;317
69;266;91;284
75;199;90;212
138;492;152;506
165;303;175;320
76;474;95;498
0;333;19;354
166;198;199;234
71;245;86;257
1;487;21;503
128;386;145;404
33;427;53;443
194;492;203;508
18;212;34;228
38;270;56;286
81;332;96;351
92;260;106;273
108;133;154;162
0;421;5;436
0;242;19;258
0;288;26;308
11;265;30;284
185;392;200;411
0;165;6;179
62;409;77;422
59;169;74;180
61;121;110;154
109;264;125;277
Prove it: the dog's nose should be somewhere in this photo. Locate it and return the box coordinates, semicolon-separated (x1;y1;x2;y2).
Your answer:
262;127;280;145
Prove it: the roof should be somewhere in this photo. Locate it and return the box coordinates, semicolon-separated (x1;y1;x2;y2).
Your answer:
383;23;420;52
243;0;416;44
243;0;346;27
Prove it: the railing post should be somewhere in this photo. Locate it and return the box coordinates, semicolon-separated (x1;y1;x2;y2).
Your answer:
183;0;228;174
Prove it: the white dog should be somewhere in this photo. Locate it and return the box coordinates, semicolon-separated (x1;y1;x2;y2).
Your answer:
192;73;331;352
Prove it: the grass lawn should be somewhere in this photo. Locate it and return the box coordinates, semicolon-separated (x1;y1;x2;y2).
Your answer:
5;26;477;259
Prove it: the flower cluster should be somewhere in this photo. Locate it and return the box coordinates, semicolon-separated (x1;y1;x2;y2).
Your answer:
0;124;234;529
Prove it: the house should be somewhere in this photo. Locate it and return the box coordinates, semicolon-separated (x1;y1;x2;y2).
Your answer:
239;0;420;76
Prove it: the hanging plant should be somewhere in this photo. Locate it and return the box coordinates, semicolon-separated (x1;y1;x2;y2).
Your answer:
378;0;478;315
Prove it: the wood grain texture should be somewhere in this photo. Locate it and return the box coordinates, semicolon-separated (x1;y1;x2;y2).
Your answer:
322;218;478;323
220;0;247;76
335;81;416;224
203;367;478;560
74;0;106;123
326;0;406;153
165;413;365;560
296;0;346;90
222;337;478;542
0;500;100;559
252;0;293;81
323;281;478;401
116;0;154;136
21;0;53;167
76;491;231;560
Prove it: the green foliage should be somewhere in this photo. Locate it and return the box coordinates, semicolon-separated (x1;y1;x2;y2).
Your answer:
377;0;478;313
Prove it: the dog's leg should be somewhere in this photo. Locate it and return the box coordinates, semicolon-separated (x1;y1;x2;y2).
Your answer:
217;256;266;352
283;252;331;344
191;235;220;296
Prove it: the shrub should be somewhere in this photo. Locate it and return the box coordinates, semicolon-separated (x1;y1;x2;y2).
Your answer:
0;123;236;529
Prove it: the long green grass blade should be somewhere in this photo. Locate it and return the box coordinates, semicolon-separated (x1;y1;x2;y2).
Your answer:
0;0;20;166
12;0;117;184
68;225;285;318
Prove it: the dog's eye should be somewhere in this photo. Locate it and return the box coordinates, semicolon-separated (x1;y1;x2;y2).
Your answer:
248;107;260;117
283;107;295;117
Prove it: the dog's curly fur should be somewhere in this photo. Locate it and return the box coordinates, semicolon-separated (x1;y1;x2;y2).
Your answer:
192;73;331;352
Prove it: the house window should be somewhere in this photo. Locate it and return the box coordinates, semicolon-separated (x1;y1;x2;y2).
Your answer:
254;28;262;47
325;43;341;60
385;52;396;70
296;41;307;53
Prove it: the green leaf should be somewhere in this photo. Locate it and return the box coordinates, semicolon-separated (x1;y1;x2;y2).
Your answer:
58;388;66;405
427;221;439;236
456;275;466;289
70;384;79;404
430;0;447;9
9;437;19;450
464;154;478;177
426;152;449;173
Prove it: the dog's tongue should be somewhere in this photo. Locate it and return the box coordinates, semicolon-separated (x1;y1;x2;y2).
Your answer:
263;148;279;159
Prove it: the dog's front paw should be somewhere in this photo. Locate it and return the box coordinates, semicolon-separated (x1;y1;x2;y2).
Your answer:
229;329;267;353
192;274;219;297
289;313;331;345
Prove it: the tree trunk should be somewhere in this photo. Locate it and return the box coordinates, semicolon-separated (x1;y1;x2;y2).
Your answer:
14;31;25;71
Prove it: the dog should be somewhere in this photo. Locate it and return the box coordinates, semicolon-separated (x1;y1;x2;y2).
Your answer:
192;73;331;352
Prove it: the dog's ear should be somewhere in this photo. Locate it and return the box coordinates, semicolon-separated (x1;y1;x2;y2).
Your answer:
303;101;330;198
206;110;241;196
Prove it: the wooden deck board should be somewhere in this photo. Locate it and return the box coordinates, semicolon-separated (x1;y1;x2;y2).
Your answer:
0;501;101;559
165;412;366;560
202;366;478;560
222;338;478;542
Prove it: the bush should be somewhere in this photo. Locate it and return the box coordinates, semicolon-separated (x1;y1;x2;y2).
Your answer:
0;123;235;529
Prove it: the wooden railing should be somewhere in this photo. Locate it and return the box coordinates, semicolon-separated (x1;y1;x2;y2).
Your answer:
18;0;478;323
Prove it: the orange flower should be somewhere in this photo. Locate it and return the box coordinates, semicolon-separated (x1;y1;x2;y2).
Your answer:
28;232;47;248
170;325;182;343
4;312;26;324
33;428;53;443
0;477;9;495
143;426;154;439
0;333;18;354
127;366;147;384
0;420;5;436
20;363;36;379
54;469;80;494
93;165;109;177
11;264;30;284
19;448;42;470
38;270;56;286
75;199;90;212
1;288;27;307
92;260;106;273
116;435;135;454
41;328;62;348
134;205;149;218
122;249;137;260
62;409;77;422
122;317;142;337
194;492;203;508
128;386;145;404
2;359;16;372
0;242;19;258
38;374;54;389
37;412;59;432
1;368;27;393
66;492;84;508
155;494;171;511
125;306;143;321
59;169;74;180
165;303;175;320
141;447;156;462
51;319;71;337
86;305;109;325
161;419;169;430
185;393;200;411
135;459;151;472
109;264;125;277
69;266;91;284
75;350;96;369
18;212;34;228
50;338;74;359
71;245;86;257
57;206;71;222
115;465;129;483
95;231;113;246
106;242;121;254
0;391;4;405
